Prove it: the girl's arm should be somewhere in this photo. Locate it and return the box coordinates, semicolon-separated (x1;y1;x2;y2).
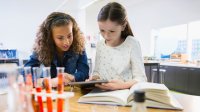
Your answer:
24;52;41;67
95;79;138;90
73;50;89;81
130;39;147;82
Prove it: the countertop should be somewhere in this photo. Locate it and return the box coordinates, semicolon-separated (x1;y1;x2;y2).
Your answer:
144;61;200;68
160;62;200;68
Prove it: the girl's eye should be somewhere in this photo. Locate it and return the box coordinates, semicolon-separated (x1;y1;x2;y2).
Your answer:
68;34;72;38
110;31;115;33
57;36;64;40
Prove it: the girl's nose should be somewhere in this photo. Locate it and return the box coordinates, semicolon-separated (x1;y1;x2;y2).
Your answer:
64;38;69;45
104;32;109;39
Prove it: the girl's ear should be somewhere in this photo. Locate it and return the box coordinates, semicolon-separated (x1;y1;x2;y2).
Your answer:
122;22;127;31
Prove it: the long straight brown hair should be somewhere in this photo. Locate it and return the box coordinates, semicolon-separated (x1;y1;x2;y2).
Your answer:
97;2;134;39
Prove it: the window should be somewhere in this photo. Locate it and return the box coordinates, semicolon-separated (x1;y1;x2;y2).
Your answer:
153;20;200;60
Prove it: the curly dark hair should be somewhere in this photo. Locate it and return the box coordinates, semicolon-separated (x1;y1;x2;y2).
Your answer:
97;2;134;39
33;12;85;66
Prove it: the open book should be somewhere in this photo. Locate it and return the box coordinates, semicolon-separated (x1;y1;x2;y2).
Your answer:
78;82;183;110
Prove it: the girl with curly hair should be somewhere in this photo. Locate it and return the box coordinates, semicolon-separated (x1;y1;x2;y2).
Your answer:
25;12;89;85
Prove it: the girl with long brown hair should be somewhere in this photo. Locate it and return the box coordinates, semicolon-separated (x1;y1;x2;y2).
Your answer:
89;2;147;90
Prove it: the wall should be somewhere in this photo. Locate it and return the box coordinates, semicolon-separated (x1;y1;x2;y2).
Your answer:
1;0;200;59
0;0;65;59
85;0;200;56
0;0;86;59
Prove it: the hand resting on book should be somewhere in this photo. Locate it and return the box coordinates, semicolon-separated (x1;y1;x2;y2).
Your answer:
86;74;138;90
90;79;137;90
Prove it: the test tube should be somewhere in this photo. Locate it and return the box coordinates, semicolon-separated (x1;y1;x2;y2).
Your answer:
43;67;53;112
33;67;43;112
24;67;33;92
57;67;64;112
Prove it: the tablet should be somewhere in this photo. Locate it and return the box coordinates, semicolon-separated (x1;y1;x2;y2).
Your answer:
68;80;108;86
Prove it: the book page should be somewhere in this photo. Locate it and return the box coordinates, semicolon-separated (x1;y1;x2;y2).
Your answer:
127;82;169;102
126;82;183;110
129;82;168;93
145;99;182;110
125;96;183;110
79;88;130;105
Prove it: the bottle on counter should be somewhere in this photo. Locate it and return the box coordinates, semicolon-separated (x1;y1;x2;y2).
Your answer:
196;60;200;66
131;90;147;112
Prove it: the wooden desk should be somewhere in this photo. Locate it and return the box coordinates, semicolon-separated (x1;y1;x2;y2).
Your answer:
1;87;200;112
64;87;200;112
172;92;200;112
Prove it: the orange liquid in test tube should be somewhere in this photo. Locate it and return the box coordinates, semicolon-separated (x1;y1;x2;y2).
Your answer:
44;78;53;112
36;87;43;112
26;73;33;91
57;99;64;112
57;73;64;94
57;73;64;112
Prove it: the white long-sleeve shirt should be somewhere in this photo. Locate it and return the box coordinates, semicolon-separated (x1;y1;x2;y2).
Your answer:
93;36;147;82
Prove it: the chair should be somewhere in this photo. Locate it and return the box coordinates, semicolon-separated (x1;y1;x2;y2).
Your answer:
151;68;166;84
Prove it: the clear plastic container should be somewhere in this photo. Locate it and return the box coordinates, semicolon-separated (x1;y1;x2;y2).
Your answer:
131;90;147;112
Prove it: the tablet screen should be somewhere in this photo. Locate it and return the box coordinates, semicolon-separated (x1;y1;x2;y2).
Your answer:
68;80;108;86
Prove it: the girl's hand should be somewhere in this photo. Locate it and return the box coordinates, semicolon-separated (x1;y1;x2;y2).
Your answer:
37;78;44;87
50;73;75;87
95;79;127;90
85;75;100;81
51;77;58;87
63;73;75;85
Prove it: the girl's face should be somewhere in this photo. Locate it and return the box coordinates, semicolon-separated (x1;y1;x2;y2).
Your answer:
52;22;73;54
98;20;125;47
